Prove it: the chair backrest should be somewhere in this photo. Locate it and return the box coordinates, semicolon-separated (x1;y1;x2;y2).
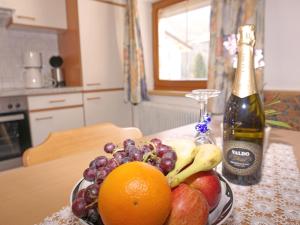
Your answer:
22;123;143;166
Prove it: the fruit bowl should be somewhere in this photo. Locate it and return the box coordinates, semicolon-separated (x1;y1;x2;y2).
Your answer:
70;173;233;225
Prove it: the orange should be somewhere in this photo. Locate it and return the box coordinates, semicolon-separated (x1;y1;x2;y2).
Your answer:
98;161;171;225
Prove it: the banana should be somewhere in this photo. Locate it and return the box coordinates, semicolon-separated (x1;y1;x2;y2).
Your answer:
165;139;196;181
169;144;222;188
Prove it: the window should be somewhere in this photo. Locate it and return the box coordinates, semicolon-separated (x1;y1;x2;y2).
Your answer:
153;0;211;91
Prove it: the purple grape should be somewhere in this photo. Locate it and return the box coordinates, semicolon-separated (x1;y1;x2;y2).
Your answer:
104;143;116;154
94;156;108;168
150;138;162;147
83;168;97;181
76;188;86;199
84;183;100;204
141;144;151;154
106;158;119;172
129;150;143;161
89;160;97;169
121;156;132;164
103;165;112;175
113;150;128;157
95;168;108;184
156;144;172;157
159;158;175;175
162;150;177;161
123;139;135;148
125;144;138;154
113;152;125;165
72;197;87;218
155;162;164;173
87;208;100;224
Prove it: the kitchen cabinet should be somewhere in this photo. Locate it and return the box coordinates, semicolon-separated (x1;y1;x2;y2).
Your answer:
78;0;124;89
5;0;67;30
28;93;84;146
29;107;84;146
83;90;132;127
0;0;10;8
27;93;82;110
57;1;132;127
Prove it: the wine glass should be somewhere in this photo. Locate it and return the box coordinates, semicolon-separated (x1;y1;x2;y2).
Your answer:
185;89;220;145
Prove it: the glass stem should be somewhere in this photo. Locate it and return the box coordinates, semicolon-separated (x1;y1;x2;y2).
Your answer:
198;100;207;122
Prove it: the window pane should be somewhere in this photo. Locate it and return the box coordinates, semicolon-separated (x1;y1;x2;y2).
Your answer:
158;1;210;81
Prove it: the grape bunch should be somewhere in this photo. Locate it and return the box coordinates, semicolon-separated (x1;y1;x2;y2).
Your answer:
72;138;177;224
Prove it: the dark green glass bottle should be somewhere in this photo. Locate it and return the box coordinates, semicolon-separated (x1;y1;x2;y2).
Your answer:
222;25;265;185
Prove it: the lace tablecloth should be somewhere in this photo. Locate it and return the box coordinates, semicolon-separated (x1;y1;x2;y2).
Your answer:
38;143;300;225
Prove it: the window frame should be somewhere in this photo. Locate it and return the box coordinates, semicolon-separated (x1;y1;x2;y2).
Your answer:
152;0;208;91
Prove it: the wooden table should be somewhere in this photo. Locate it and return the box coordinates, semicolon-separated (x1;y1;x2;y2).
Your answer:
0;124;299;225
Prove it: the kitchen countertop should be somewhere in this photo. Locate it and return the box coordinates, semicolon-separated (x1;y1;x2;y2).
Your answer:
0;86;83;97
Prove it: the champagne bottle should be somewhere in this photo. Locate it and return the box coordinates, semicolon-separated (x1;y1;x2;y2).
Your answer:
222;25;265;185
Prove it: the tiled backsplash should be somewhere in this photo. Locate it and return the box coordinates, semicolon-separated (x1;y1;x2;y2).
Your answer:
0;27;59;89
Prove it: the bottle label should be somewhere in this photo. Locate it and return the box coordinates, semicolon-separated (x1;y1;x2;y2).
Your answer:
223;140;262;176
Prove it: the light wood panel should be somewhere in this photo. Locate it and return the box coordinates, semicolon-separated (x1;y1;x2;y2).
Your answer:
148;89;188;97
58;0;83;86
23;123;142;166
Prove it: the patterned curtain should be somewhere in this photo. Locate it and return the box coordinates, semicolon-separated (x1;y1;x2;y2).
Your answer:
208;0;265;114
124;0;149;105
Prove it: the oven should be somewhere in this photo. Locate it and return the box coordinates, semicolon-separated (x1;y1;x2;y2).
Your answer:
0;96;31;170
0;111;31;161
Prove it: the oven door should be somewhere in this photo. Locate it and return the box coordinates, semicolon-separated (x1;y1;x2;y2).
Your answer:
0;111;32;161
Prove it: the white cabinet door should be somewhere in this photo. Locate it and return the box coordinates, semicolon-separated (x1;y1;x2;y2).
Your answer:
0;0;11;8
27;93;83;111
7;0;67;30
78;0;124;89
83;91;132;127
29;107;84;146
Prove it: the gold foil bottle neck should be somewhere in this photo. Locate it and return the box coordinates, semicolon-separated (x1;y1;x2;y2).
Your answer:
232;25;257;98
237;24;256;47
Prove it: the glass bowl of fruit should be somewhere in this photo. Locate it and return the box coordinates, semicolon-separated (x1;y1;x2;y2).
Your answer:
70;138;234;225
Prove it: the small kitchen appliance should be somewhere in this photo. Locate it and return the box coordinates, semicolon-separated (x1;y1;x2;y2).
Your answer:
23;51;43;88
50;56;65;87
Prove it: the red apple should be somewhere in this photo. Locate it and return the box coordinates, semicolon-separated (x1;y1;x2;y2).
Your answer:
165;183;209;225
184;170;221;211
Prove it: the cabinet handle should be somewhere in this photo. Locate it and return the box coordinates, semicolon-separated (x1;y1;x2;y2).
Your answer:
16;15;36;21
49;99;66;103
86;83;101;86
35;116;53;121
87;97;101;101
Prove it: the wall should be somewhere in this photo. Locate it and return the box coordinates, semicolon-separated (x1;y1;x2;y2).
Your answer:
0;27;59;89
264;0;300;91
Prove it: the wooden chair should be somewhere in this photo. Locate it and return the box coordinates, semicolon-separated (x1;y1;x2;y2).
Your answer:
22;123;143;166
